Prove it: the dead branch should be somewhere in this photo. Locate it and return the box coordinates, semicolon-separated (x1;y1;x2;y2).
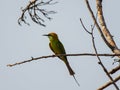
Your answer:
7;53;120;67
91;27;119;90
109;65;120;74
85;0;110;48
97;75;120;90
80;16;120;76
96;0;120;57
85;0;119;89
80;18;92;34
18;0;57;27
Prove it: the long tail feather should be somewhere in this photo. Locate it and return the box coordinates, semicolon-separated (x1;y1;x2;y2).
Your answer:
73;75;80;86
65;61;75;75
65;61;80;86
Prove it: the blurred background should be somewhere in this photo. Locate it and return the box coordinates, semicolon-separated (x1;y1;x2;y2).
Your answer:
0;0;120;90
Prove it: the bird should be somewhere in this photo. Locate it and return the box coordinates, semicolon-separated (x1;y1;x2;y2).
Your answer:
43;32;80;86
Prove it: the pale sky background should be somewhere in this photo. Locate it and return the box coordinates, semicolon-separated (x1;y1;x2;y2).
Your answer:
0;0;120;90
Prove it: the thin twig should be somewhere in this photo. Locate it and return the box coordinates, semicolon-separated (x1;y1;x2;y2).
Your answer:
18;0;57;26
80;18;92;34
7;53;120;67
85;0;112;49
109;65;120;74
85;0;119;89
97;75;120;90
91;28;119;90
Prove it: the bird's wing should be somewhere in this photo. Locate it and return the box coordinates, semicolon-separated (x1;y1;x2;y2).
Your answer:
49;42;67;60
56;41;66;54
49;42;66;54
49;43;55;53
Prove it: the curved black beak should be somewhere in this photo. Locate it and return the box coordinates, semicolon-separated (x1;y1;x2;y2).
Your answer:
43;34;49;36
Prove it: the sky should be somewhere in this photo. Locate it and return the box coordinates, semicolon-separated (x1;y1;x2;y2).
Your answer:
0;0;120;90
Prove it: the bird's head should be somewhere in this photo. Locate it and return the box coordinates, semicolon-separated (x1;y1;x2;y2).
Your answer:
43;32;58;41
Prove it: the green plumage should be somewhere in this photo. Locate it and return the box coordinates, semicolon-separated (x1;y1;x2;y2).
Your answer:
49;40;67;62
44;32;75;75
43;32;80;86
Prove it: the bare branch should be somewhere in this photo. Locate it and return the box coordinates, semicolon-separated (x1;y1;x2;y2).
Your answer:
91;27;119;90
96;0;120;57
85;0;110;49
7;53;120;67
18;0;57;26
85;0;119;89
80;18;92;35
97;75;120;90
109;65;120;74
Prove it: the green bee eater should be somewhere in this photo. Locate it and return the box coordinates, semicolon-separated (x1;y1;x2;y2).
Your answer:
43;32;79;86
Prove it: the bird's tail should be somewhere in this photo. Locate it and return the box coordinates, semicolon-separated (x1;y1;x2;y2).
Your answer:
65;61;80;86
65;61;75;75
